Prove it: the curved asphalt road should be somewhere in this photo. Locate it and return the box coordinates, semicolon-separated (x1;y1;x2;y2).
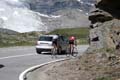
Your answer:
0;45;89;80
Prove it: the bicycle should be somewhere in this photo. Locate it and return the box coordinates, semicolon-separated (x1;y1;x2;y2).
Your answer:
66;45;78;57
51;45;58;58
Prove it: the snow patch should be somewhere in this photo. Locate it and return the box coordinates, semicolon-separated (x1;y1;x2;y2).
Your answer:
0;8;5;11
4;0;27;8
50;15;61;18
5;0;19;2
38;13;61;18
86;3;94;6
12;0;19;2
80;1;84;4
77;0;81;2
39;13;49;18
13;11;20;16
91;4;94;6
77;0;84;4
85;13;89;16
79;9;83;12
1;16;8;21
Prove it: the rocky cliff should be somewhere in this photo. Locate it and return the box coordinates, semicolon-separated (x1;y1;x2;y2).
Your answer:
88;0;120;51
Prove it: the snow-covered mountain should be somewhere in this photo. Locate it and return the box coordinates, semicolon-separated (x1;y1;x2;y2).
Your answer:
0;0;96;33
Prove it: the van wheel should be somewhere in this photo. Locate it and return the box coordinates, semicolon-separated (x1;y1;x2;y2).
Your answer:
36;49;41;54
62;50;67;54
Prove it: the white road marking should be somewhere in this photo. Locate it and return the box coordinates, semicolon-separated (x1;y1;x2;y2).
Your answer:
19;58;68;80
0;54;35;60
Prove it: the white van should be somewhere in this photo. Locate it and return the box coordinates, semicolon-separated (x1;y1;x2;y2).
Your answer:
36;34;68;54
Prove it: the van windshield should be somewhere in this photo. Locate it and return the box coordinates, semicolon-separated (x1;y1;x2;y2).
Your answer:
39;36;53;41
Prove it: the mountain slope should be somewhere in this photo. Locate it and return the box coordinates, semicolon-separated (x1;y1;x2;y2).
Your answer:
0;0;96;33
22;0;95;14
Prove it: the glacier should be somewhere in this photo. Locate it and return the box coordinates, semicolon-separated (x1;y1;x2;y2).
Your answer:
0;0;46;33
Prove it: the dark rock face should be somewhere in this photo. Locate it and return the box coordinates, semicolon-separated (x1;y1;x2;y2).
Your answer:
89;9;113;23
88;0;120;51
23;0;96;14
31;0;81;14
96;0;120;19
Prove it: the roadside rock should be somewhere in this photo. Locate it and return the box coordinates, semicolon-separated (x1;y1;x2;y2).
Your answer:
88;0;120;52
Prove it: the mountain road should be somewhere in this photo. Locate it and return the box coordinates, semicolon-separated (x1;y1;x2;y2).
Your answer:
0;45;89;80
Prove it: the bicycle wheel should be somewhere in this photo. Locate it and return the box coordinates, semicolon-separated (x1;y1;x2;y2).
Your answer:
66;47;71;57
72;47;78;57
51;47;57;58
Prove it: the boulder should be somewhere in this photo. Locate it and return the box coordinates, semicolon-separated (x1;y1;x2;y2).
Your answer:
88;0;120;52
89;9;113;23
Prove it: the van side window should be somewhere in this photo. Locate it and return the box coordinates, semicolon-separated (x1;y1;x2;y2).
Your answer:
60;36;65;41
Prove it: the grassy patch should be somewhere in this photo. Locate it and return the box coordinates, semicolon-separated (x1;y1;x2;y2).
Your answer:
93;48;115;54
0;40;35;48
96;77;112;80
48;27;90;44
0;32;37;47
0;28;90;47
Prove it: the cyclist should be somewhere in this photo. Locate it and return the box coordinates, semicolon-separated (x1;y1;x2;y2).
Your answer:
51;35;60;58
68;36;77;55
52;35;59;50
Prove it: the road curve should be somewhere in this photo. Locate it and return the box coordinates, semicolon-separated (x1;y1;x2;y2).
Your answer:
19;45;89;80
0;45;89;80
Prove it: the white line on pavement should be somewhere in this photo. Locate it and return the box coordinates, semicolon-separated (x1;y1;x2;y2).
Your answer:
19;58;68;80
0;54;35;60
